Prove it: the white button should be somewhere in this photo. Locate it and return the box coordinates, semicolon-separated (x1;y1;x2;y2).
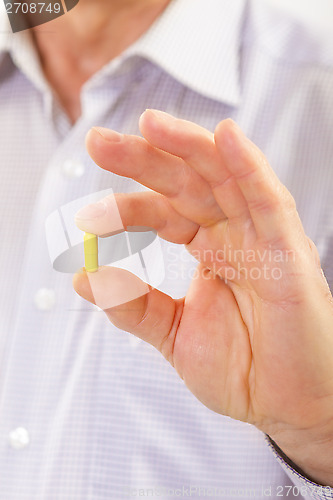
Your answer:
34;288;56;311
8;427;30;450
62;159;85;179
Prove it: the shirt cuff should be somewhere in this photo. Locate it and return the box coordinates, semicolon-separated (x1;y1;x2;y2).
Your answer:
266;436;333;500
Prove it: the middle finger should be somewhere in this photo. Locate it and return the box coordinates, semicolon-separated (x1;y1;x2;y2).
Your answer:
86;127;225;226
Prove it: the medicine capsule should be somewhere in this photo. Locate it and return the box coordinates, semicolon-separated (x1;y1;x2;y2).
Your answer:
84;232;98;272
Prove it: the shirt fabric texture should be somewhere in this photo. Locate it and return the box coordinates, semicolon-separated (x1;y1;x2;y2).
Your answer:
0;0;333;498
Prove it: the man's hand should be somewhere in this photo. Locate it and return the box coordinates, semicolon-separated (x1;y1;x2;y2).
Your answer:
73;110;333;485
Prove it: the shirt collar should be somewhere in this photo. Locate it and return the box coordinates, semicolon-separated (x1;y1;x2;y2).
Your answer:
0;0;246;107
0;3;48;93
0;5;11;67
128;0;246;107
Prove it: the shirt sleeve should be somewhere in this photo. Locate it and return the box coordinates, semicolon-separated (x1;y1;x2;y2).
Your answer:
266;436;333;500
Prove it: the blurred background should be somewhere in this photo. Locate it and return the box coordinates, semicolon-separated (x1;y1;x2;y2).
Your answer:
264;0;333;30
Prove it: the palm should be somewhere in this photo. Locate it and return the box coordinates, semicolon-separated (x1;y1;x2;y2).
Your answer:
75;111;333;438
168;217;314;432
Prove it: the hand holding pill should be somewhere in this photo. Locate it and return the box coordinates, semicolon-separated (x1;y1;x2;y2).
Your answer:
74;111;333;485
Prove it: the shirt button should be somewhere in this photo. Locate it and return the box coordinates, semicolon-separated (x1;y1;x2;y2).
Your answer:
62;159;85;179
8;427;30;450
34;288;56;311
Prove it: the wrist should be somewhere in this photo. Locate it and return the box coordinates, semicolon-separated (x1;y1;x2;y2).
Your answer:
270;422;333;486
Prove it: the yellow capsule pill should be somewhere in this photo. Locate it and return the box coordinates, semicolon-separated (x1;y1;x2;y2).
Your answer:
84;232;98;272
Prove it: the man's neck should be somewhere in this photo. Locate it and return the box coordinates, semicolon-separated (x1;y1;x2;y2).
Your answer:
33;0;171;123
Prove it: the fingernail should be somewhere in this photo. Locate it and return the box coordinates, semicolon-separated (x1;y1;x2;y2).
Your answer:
75;201;106;220
233;119;247;135
223;119;247;149
91;127;123;142
146;109;176;123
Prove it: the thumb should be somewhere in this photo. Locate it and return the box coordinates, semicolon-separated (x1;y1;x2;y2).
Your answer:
73;267;182;362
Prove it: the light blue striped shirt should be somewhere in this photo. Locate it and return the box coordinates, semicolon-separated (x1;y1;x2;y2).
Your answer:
0;0;333;498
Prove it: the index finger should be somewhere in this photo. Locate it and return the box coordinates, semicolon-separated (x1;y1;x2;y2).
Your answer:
86;127;224;226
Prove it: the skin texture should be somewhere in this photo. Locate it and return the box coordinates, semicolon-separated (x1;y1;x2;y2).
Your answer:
74;110;333;485
32;0;171;122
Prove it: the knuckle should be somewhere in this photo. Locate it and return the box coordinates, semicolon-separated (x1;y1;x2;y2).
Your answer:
249;183;296;215
306;236;321;268
280;185;297;211
248;183;281;213
248;196;276;214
